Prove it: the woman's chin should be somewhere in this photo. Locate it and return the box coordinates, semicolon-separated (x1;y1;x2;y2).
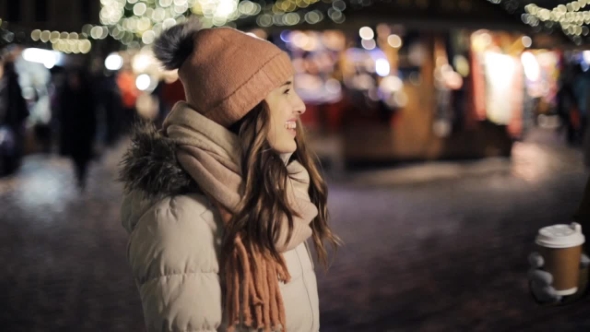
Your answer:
271;142;297;154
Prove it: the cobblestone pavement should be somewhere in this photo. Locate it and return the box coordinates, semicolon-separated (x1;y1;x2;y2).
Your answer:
2;131;590;332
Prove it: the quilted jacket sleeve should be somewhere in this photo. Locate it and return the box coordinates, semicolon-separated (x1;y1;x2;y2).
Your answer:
127;195;223;332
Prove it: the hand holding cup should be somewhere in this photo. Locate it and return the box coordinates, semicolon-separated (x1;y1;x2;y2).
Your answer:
528;222;587;303
528;251;590;303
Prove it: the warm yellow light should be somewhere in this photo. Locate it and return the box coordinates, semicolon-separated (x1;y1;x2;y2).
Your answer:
153;8;166;21
361;39;376;50
80;40;92;54
138;17;151;31
359;26;374;40
142;30;156;44
257;14;273;27
283;13;300;25
50;31;60;43
71;42;80;54
304;11;322;24
133;3;147;16
31;29;41;41
162;18;177;29
387;34;402;48
82;24;93;35
522;35;532;47
40;30;51;42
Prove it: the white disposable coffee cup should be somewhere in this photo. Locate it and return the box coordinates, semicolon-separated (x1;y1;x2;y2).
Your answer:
535;222;585;296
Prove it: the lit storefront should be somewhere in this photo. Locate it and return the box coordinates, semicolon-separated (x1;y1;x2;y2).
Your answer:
229;0;572;163
253;25;555;163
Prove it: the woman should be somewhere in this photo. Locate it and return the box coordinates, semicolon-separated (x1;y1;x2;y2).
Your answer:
119;22;340;332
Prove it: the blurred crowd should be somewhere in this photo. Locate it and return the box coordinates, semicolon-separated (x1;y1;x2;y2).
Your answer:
3;35;590;188
0;49;185;190
557;62;590;147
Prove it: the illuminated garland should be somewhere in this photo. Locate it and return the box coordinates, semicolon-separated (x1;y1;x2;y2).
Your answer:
253;0;347;27
524;0;590;36
99;0;244;46
7;0;556;53
0;17;113;54
486;0;590;43
30;24;108;54
99;0;348;46
0;0;348;52
0;0;413;51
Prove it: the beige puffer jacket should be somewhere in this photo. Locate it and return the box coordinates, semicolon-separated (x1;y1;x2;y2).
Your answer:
119;125;320;332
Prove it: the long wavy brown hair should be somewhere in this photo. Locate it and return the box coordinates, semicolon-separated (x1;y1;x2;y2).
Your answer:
225;101;341;270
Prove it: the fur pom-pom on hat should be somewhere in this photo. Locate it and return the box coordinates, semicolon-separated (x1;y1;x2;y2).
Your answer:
153;20;200;70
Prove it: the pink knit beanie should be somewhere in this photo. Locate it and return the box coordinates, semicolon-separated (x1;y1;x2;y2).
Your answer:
153;21;294;127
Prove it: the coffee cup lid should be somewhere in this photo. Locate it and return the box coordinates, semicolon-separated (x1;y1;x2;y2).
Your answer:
535;222;585;248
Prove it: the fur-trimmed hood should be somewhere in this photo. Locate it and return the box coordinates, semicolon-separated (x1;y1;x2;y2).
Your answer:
118;122;200;200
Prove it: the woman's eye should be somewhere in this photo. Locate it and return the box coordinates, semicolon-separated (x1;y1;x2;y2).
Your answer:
284;89;290;95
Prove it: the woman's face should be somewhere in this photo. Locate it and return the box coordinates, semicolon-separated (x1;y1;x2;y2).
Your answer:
264;77;306;154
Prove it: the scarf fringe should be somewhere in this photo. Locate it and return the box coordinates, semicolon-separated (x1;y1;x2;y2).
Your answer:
225;231;292;332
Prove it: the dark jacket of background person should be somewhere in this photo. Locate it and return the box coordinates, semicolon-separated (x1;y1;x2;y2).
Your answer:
58;70;97;162
0;61;29;175
0;62;29;129
99;74;123;146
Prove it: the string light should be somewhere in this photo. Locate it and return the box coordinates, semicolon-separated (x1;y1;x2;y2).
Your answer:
100;0;243;38
515;0;590;36
0;15;111;54
98;0;349;43
28;25;109;54
487;0;590;40
7;0;434;50
359;26;374;40
387;34;402;48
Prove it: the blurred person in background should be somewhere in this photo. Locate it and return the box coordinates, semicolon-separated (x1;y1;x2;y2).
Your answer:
94;70;124;147
149;78;166;127
557;64;590;146
161;72;185;118
572;64;590;145
119;22;340;332
48;66;66;150
0;54;29;176
29;73;53;153
89;57;122;148
116;66;139;135
58;69;97;191
556;64;579;145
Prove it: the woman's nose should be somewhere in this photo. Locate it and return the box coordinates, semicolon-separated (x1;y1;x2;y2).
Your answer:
293;93;306;115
